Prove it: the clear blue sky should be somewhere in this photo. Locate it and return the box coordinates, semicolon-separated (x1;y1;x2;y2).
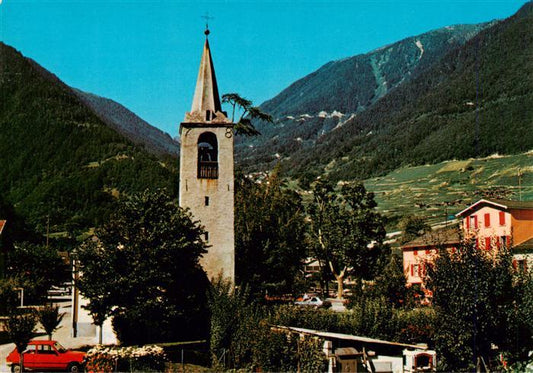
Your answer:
0;0;527;137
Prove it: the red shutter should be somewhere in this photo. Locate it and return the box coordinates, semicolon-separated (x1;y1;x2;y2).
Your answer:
485;237;491;250
411;264;414;276
466;217;470;230
499;211;505;226
513;260;517;269
484;213;490;227
476;238;479;249
474;215;478;229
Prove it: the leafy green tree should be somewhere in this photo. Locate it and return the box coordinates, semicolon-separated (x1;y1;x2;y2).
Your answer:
235;168;308;298
398;215;431;244
207;275;254;368
4;309;37;373
425;241;529;371
36;304;64;340
222;93;273;136
373;254;410;308
6;242;68;304
308;179;389;298
75;189;210;345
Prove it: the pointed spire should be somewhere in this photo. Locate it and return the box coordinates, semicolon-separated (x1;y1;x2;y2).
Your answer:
186;28;228;122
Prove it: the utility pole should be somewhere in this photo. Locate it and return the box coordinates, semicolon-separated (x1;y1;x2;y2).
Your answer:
518;168;523;201
46;215;50;248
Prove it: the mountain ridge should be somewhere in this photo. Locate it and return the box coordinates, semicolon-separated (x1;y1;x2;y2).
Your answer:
73;89;179;157
0;42;177;234
236;22;491;170
237;3;532;187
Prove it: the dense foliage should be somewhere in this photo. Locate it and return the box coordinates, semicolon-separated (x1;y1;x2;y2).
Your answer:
36;305;65;340
425;241;533;371
0;43;177;236
207;278;327;372
5;242;68;304
4;309;37;369
75;189;209;345
235;168;308;298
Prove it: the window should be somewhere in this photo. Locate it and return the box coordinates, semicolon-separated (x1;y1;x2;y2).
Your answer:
469;215;478;229
499;211;506;226
197;132;218;179
499;236;507;247
411;264;420;277
485;237;491;251
513;259;528;273
484;213;490;227
205;196;209;206
38;345;55;354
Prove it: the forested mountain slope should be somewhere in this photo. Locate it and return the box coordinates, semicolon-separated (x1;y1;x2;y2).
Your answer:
74;89;179;157
238;3;532;187
302;1;533;184
236;23;489;171
0;42;177;235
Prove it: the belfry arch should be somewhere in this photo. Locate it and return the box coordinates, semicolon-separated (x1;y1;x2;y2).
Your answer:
198;132;218;179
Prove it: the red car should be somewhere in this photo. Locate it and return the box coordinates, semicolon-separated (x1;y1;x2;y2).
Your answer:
6;340;85;372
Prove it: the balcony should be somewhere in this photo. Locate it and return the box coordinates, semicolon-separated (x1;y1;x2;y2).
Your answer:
198;161;218;179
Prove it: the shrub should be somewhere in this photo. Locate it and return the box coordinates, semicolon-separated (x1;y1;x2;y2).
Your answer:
84;345;167;373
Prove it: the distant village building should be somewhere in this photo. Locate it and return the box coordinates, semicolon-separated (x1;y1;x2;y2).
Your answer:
179;27;235;281
402;199;533;296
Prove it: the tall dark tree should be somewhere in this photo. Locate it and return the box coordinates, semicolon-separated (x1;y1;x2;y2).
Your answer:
235;168;307;298
75;189;210;345
4;309;37;373
425;241;531;371
373;254;410;308
308;179;389;298
398;215;431;244
6;242;68;304
36;305;65;340
222;93;273;136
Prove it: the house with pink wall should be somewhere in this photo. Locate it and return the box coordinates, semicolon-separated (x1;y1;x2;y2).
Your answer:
456;199;533;271
402;199;533;294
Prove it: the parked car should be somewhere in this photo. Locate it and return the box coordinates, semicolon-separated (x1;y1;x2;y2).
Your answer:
6;340;85;372
295;296;325;308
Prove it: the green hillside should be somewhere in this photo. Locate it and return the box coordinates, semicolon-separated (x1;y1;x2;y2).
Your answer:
0;43;177;236
364;151;533;229
287;2;533;184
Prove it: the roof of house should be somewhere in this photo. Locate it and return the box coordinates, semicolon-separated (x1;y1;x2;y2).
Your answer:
273;325;428;350
514;237;533;253
402;227;461;249
0;220;6;235
456;199;533;217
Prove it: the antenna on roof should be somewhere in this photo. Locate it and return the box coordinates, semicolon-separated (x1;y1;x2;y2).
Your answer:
518;168;523;201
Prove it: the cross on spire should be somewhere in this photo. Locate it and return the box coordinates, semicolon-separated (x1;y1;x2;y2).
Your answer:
202;12;214;36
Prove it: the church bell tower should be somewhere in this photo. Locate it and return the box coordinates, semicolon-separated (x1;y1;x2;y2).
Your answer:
179;28;235;282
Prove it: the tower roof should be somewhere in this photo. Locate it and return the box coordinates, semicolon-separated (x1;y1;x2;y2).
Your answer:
185;30;229;123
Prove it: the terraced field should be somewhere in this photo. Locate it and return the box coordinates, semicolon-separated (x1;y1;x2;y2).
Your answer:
364;151;533;228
